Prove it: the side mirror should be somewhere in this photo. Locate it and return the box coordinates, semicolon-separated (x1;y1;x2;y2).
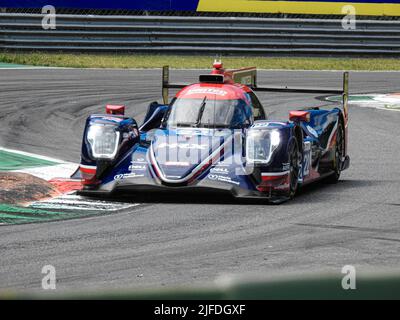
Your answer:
140;102;168;132
289;110;310;122
106;105;125;115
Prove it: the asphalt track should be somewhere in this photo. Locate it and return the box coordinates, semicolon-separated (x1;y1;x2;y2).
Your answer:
0;68;399;292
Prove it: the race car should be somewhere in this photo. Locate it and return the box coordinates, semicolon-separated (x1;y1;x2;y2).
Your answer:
76;61;350;203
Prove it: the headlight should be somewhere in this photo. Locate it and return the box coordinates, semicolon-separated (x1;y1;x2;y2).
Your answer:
86;124;120;160
246;129;281;164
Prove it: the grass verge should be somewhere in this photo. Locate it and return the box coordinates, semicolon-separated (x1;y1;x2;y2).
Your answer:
1;52;400;71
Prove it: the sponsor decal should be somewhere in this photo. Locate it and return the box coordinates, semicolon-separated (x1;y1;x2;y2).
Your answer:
187;88;228;96
100;116;124;122
252;121;286;128
252;122;269;128
114;172;145;180
157;142;208;150
125;172;145;178
129;164;146;171
210;167;229;174
207;174;240;185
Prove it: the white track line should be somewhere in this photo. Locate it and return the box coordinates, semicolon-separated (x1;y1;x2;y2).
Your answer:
0;146;78;180
0;146;70;164
13;163;78;180
30;194;140;212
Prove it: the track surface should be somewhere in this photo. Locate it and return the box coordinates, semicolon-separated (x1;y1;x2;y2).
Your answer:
0;69;399;292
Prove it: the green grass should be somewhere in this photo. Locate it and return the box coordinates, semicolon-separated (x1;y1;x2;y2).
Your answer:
0;149;58;171
1;52;400;71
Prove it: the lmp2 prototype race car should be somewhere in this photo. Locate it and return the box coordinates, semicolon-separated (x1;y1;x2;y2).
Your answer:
77;61;350;203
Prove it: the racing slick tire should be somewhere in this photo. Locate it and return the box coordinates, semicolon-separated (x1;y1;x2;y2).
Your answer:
325;120;345;184
285;139;301;199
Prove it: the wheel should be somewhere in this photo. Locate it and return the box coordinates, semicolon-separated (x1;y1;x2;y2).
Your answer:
325;120;345;184
285;139;301;199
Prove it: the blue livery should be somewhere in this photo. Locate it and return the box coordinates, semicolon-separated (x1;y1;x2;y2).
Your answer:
76;63;350;203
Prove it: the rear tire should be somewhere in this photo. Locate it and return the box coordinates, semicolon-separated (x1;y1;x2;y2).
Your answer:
325;120;345;184
285;139;300;199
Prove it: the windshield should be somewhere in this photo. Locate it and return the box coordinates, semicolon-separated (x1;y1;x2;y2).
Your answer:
166;97;251;128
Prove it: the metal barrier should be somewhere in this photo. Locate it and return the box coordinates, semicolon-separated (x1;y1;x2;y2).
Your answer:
1;13;400;55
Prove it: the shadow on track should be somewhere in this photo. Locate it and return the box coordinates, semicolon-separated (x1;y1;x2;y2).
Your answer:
84;178;383;206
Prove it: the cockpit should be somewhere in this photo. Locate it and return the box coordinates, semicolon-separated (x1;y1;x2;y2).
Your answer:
166;97;253;129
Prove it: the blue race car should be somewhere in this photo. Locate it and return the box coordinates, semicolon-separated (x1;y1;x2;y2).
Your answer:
77;61;350;203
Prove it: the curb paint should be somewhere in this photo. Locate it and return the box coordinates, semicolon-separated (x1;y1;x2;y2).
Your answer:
326;93;400;112
0;147;141;225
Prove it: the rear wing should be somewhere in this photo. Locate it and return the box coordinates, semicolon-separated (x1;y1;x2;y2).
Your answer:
252;72;349;126
161;66;349;124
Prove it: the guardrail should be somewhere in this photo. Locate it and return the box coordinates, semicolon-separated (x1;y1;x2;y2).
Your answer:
1;13;400;55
